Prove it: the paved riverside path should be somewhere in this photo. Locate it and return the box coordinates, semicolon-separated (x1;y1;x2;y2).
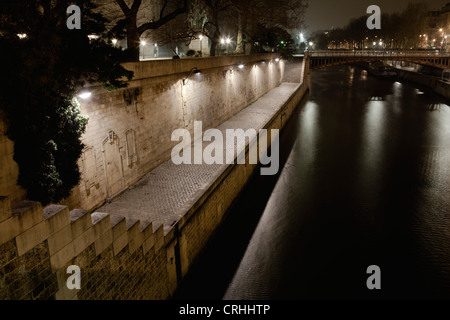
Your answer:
97;82;302;234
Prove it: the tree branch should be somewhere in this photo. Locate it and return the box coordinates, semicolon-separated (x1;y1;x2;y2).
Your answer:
115;0;130;15
137;0;187;34
160;0;168;20
130;0;142;12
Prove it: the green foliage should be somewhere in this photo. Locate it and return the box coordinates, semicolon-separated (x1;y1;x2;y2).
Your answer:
186;49;197;57
0;0;133;205
252;25;296;60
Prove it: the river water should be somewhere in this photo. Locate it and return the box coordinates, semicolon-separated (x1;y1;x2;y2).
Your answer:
174;65;450;300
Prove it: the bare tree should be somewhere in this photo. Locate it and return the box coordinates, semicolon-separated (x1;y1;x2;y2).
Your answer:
231;0;308;53
97;0;188;61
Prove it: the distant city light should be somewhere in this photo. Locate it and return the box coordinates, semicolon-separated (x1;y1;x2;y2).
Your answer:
440;28;444;32
373;42;376;46
221;38;225;45
379;41;383;45
17;33;27;39
199;35;204;40
226;38;231;44
112;39;118;45
309;41;313;46
238;64;244;69
275;58;280;62
140;40;147;46
154;43;158;47
79;91;92;100
88;34;99;40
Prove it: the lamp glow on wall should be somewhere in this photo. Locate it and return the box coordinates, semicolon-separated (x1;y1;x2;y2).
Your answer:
79;91;92;100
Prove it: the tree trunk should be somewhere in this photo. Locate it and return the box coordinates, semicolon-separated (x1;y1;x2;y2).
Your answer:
210;38;218;56
126;16;140;62
235;10;244;54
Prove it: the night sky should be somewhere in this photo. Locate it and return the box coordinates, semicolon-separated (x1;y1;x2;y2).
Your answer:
305;0;448;33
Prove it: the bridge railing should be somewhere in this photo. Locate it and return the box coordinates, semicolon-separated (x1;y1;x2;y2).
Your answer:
308;50;450;58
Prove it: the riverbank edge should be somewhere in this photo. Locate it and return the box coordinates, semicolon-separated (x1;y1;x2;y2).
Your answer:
395;69;450;101
173;79;310;298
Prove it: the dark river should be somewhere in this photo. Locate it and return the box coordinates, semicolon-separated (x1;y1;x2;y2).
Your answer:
174;65;450;300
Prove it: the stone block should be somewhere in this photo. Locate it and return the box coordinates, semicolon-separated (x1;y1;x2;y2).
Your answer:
91;212;110;237
55;287;78;300
47;225;73;255
70;209;92;239
15;221;49;256
127;220;143;254
112;231;128;256
0;201;43;246
142;233;155;255
73;227;95;257
50;243;75;271
94;229;113;256
0;196;11;223
43;205;70;236
110;215;126;240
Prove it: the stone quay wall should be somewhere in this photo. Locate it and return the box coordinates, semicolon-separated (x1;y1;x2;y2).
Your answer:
0;55;310;300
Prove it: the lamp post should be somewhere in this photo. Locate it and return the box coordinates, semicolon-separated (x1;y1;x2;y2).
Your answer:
199;35;203;56
154;43;158;58
140;40;147;60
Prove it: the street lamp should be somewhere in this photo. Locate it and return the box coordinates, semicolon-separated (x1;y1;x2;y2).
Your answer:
112;39;118;46
140;40;147;59
154;43;159;58
79;91;92;100
199;35;204;56
222;37;231;53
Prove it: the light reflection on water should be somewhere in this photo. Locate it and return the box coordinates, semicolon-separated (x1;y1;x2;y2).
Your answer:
223;66;450;299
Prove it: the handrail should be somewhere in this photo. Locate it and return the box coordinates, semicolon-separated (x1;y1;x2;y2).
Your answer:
308;50;450;58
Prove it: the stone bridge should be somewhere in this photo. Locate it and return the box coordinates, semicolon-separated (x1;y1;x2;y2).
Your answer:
306;50;450;70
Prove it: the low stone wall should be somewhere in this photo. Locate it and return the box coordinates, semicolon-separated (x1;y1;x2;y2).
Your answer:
0;68;310;300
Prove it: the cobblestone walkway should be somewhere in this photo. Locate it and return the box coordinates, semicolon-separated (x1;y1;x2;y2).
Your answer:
98;82;301;234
